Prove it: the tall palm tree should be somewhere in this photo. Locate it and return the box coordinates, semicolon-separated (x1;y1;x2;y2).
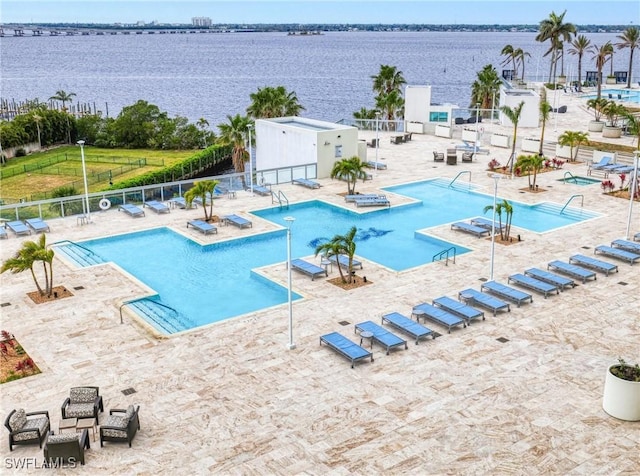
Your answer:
32;113;43;148
375;89;404;129
371;64;406;96
184;180;220;222
616;27;639;89
196;117;210;147
315;226;358;284
1;234;54;297
568;35;591;89
500;101;525;174
470;65;501;110
246;86;305;118
217;114;252;176
514;48;531;81
49;90;76;110
500;44;517;78
539;100;552;155
590;42;613;100
330;156;368;195
536;10;576;83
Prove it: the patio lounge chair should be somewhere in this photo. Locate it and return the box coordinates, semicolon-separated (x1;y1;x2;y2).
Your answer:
0;227;6;239
252;185;271;196
118;203;145;217
381;312;436;343
364;161;387;170
547;260;597;283
451;222;490;237
354;196;390;208
168;197;196;209
25;218;50;233
5;409;50;451
328;254;362;270
432;296;485;324
507;274;559;299
594;245;640;265
344;194;382;202
319;332;373;368
6;220;31;236
457;288;511;316
433;151;444;162
61;386;104;421
470;217;502;232
481;280;535;305
100;405;140;447
634;232;640;242
446;148;457;165
292;178;321;189
290;258;327;281
611;239;640;254
44;429;90;466
524;268;576;291
144;200;170;214
590;156;614;170
354;320;407;354
223;214;252;229
569;254;618;276
462;152;474;162
411;302;465;333
366;138;379;148
187;219;217;235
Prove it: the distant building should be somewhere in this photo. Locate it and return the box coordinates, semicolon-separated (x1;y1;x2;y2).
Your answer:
192;17;212;27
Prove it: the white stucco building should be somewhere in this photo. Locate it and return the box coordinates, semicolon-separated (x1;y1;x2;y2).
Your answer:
498;85;540;128
404;85;460;133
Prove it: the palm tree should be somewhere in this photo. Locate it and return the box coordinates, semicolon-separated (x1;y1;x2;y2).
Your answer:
470;65;501;110
483;199;514;241
568;35;591;89
557;130;589;162
1;234;54;297
539;100;552;155
217;114;252;176
622;110;640;149
315;226;358;284
32;113;43;148
371;64;406;96
515;154;544;190
500;101;525;174
616;27;640;89
375;89;404;129
590;42;613;100
352;107;377;130
246;86;305;118
49;90;76;110
330;156;368;195
196;117;210;148
184;180;220;222
536;10;576;83
500;45;517;78
515;48;531;81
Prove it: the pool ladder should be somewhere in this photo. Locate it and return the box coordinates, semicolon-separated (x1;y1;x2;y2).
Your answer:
432;247;456;266
119;297;179;325
52;239;103;264
448;171;471;188
560;194;584;215
563;171;578;184
272;190;289;209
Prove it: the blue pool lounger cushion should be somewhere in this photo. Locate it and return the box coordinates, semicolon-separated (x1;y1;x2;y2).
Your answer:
381;312;436;343
568;254;618;276
187;219;217;235
328;254;362;270
506;274;558;299
290;258;327;281
411;303;466;333
6;221;31;236
292;178;321;189
450;222;490;237
611;239;640;254
354;321;407;355
144;200;171;214
252;185;271;196
25;218;50;233
594;245;640;265
223;214;252;229
119;203;145;217
547;260;597;283
481;280;535;305
524;268;575;291
432;296;485;324
354;196;390;208
319;332;373;368
457;288;511;316
345;194;384;202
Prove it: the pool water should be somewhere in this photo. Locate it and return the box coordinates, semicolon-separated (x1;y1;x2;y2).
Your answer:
557;176;602;186
583;89;640;104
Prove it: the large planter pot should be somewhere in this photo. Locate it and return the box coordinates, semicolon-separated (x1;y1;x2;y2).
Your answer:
602;125;622;138
603;365;640;421
606;77;617;85
588;120;604;132
557;76;566;84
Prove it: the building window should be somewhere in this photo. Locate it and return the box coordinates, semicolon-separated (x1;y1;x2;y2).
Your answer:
429;112;449;123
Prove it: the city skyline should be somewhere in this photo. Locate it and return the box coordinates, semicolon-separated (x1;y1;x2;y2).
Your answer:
4;0;639;25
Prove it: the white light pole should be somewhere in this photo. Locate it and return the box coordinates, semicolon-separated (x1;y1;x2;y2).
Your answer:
247;124;254;196
626;152;639;240
490;174;501;281
284;216;296;350
491;92;495;124
474;103;480;155
374;111;380;176
77;140;91;223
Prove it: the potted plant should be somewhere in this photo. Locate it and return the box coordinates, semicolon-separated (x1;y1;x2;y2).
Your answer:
602;358;640;421
601;102;627;138
586;98;608;132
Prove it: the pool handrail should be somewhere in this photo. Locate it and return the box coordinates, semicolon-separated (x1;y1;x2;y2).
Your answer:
563;171;578;184
560;194;584;215
433;246;456;266
448;171;471;188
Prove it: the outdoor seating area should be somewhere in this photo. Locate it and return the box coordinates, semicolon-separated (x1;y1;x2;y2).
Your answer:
450;221;490;237
4;409;50;451
594;245;640;265
568;254;618;276
481;280;535;305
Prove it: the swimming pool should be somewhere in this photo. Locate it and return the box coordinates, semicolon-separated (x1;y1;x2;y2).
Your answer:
557;176;602;186
55;178;600;334
583;89;640;104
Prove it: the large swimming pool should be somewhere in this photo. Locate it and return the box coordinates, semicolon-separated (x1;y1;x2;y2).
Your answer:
55;178;600;334
583;89;640;104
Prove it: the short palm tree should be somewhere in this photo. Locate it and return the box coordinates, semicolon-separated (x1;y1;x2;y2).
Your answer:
616;27;639;89
557;130;589;162
567;34;591;89
49;90;76;110
371;64;406;96
500;101;525;174
516;154;544;190
184;180;220;222
1;234;55;297
246;86;305;118
375;89;404;129
330;156;368;195
539;100;552;155
315;226;358;284
217;114;252;177
483;199;514;241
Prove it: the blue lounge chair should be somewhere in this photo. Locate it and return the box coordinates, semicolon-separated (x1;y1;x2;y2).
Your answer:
118;203;145;217
354;321;407;355
344;194;383;202
168;197;196;209
457;288;511;316
569;254;618;276
524;268;575;291
481;280;535;305
6;221;31;236
547;260;597;283
25;218;50;233
506;274;558;299
354;196;390;208
252;185;271;196
590;156;614;170
595;245;640;265
364;161;387;170
187;219;217;235
0;227;7;239
411;303;465;333
144;200;170;214
381;312;435;344
319;332;373;368
432;296;485;324
223;214;252;229
470;217;503;232
634;232;640;242
290;258;327;281
611;239;640;254
450;222;490;237
328;254;362;270
292;178;321;189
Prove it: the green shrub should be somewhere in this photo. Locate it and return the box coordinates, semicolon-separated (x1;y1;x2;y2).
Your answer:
14;148;27;157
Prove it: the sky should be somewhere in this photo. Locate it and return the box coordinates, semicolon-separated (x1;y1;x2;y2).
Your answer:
2;0;639;25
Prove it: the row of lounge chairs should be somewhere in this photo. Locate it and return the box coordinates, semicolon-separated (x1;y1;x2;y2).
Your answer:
292;178;321;189
344;194;390;208
451;216;501;238
1;218;50;237
186;214;253;235
289;254;362;281
587;156;636;177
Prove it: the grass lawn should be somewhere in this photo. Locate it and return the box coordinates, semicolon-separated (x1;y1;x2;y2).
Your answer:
1;146;196;202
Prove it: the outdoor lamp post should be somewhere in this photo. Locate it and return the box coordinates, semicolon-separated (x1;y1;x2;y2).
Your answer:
284;216;296;350
626;152;639;240
374;111;381;176
474;103;480;155
247;124;254;196
490;174;501;281
77;140;91;223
